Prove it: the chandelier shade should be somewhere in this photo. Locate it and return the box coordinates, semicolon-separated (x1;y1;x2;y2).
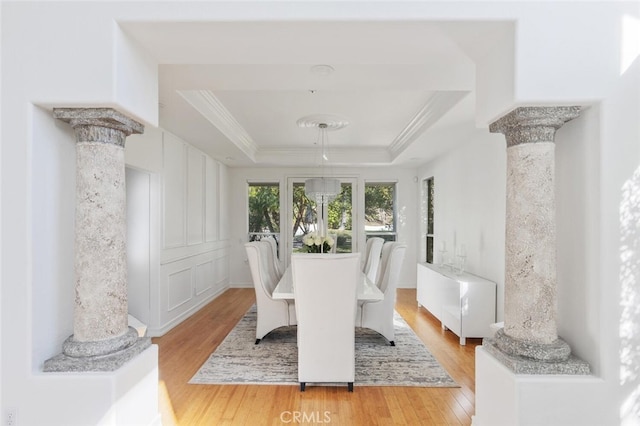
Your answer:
304;177;341;204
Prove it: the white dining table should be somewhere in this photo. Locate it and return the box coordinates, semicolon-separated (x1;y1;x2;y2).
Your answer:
272;266;384;301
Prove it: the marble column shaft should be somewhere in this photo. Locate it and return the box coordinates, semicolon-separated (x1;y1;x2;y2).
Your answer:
489;106;580;361
45;108;150;372
74;136;128;341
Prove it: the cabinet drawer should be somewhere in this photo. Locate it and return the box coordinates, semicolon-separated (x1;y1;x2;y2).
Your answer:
441;304;461;336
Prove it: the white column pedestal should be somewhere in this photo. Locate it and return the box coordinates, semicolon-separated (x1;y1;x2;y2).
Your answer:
32;346;160;425
473;347;608;426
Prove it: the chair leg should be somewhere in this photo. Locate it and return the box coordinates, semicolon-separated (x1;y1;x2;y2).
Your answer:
300;382;306;392
348;382;354;392
389;341;395;346
255;338;261;345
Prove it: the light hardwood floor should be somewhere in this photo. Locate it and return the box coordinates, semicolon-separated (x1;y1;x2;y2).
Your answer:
153;288;481;425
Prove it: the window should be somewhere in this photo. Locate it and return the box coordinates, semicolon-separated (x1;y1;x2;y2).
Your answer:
364;182;396;242
327;183;353;252
425;177;435;263
291;182;313;253
247;183;280;250
290;181;353;253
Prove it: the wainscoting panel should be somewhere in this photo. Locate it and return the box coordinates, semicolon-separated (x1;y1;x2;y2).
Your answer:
218;165;229;240
153;246;230;337
195;260;214;296
187;147;205;246
143;130;231;337
163;133;186;249
167;267;193;311
215;253;230;293
205;157;218;242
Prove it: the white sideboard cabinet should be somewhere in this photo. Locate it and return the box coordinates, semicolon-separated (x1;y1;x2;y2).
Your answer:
417;262;496;345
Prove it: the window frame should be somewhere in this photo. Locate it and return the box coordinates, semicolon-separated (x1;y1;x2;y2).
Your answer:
364;181;398;243
285;176;358;266
424;177;435;264
247;181;282;256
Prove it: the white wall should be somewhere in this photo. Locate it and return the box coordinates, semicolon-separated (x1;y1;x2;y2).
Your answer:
417;131;507;321
30;105;77;371
471;3;640;424
597;56;640;425
228;167;419;289
126;129;230;337
1;3;162;423
475;58;639;425
514;4;626;104
6;74;163;426
474;23;515;126
555;106;603;375
126;166;153;327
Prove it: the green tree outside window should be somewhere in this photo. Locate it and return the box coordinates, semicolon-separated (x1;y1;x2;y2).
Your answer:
248;183;280;241
364;183;396;242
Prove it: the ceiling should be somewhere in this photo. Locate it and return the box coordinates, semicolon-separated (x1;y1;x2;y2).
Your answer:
122;20;512;168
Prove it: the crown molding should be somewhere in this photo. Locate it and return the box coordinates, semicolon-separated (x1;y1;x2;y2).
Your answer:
178;90;258;162
178;89;467;167
256;146;391;166
388;91;469;160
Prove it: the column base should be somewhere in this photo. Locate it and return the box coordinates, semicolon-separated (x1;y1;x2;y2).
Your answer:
44;328;152;372
483;336;590;375
492;328;572;361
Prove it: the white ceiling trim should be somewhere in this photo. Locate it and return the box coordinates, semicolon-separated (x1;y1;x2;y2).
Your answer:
178;88;470;167
178;89;259;162
388;91;469;160
256;146;391;166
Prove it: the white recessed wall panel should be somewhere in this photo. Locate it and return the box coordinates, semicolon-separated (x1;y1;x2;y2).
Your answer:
155;248;230;336
195;260;214;295
205;157;218;242
218;164;230;240
163;133;186;248
167;268;192;311
187;147;205;245
215;253;230;292
126;167;151;324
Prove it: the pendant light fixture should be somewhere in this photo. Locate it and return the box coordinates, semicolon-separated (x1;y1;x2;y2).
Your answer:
296;114;349;206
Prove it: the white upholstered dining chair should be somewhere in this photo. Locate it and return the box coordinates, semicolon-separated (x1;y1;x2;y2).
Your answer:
291;253;360;392
245;241;295;344
362;237;384;284
356;242;406;346
262;236;283;279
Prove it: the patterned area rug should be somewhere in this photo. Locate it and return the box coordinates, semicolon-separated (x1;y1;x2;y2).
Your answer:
190;306;458;387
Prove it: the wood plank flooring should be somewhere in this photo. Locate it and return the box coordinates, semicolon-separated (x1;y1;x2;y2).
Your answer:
152;288;481;425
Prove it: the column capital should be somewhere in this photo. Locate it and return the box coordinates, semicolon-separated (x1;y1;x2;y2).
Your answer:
489;106;581;147
54;107;144;147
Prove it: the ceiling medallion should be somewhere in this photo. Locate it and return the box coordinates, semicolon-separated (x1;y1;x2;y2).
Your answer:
310;64;335;76
296;114;350;131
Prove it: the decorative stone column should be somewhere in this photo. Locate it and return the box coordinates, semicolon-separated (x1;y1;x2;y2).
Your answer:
484;106;589;374
44;108;151;372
